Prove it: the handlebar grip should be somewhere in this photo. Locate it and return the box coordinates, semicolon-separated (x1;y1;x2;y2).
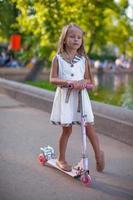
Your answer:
86;83;93;90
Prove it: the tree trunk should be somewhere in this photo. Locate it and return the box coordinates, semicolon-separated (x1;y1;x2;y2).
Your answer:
24;59;44;81
88;37;95;55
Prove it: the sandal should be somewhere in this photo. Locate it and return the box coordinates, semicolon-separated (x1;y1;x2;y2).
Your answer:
96;151;105;172
56;160;72;172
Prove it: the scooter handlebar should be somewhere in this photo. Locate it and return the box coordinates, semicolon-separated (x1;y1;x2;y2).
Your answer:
63;82;94;90
65;82;93;103
85;83;93;90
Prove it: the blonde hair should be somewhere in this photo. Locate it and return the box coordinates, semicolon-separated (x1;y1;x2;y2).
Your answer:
57;24;86;56
57;24;93;82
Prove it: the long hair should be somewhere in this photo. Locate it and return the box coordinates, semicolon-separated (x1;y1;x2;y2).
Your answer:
57;24;93;82
57;24;86;56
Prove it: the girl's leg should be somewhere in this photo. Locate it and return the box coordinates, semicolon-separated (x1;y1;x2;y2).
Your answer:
56;126;72;171
58;126;72;161
86;124;105;172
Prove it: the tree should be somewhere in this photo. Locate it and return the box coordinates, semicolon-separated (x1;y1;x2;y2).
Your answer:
0;0;19;38
1;0;132;62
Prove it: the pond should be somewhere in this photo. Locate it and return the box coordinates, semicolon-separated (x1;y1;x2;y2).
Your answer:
92;72;133;110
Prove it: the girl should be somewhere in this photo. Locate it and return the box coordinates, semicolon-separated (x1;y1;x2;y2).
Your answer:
50;24;105;172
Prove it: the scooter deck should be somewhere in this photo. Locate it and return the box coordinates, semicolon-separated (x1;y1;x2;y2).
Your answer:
47;159;82;178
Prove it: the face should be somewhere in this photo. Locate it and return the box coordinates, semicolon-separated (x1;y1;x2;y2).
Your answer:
64;26;83;51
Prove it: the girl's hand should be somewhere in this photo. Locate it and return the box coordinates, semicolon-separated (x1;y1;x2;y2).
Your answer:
72;80;87;90
72;81;81;89
68;80;93;90
78;80;88;90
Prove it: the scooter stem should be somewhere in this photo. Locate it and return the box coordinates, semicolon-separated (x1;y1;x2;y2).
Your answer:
80;90;89;171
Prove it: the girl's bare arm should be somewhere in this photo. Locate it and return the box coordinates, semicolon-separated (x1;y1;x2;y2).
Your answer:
74;57;93;89
49;56;68;87
84;57;93;83
50;56;93;89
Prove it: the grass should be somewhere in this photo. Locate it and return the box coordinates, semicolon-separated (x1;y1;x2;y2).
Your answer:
89;85;125;106
26;80;56;91
25;80;127;107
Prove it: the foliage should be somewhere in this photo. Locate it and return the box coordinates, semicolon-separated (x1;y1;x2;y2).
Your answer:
0;0;19;38
0;0;133;63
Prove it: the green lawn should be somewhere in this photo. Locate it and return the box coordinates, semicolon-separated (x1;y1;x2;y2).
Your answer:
26;80;128;108
26;80;56;91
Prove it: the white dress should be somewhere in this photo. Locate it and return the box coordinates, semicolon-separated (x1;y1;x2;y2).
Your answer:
50;54;94;126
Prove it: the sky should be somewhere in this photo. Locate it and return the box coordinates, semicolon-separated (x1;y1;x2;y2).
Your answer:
115;0;133;19
126;0;133;19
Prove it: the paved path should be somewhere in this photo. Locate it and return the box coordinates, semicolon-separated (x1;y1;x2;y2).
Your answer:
0;94;133;200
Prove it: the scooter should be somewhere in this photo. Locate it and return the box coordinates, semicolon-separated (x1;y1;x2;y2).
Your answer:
38;83;93;187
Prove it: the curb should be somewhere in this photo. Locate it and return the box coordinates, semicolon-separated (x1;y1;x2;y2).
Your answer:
0;78;133;146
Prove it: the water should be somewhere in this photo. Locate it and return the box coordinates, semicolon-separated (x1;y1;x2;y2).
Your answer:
93;72;133;110
26;72;133;110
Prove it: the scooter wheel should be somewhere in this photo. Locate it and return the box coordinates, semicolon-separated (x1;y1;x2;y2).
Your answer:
80;174;92;187
38;153;47;165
